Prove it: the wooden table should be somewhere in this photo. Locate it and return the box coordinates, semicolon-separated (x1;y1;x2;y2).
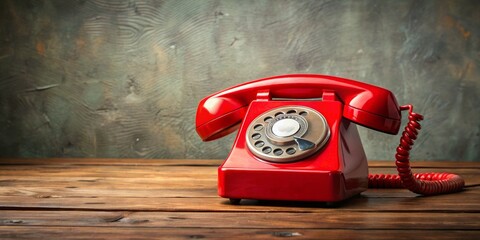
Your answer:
0;158;478;239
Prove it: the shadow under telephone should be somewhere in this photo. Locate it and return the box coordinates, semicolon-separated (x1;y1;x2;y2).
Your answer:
195;74;464;204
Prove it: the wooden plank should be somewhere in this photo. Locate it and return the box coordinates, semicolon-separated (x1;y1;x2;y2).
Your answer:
0;210;479;230
0;166;480;184
0;187;217;198
1;189;478;212
0;226;478;240
0;162;477;181
1;159;478;199
0;181;477;200
0;176;477;199
0;165;477;190
0;209;480;230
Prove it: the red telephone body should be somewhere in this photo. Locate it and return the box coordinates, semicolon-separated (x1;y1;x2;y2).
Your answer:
196;74;464;203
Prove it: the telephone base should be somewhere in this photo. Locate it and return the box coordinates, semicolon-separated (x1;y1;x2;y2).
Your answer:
218;167;367;202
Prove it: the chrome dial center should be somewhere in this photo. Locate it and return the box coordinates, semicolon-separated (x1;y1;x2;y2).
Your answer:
272;119;300;137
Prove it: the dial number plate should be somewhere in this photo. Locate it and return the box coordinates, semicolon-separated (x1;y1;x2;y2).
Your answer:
246;106;330;163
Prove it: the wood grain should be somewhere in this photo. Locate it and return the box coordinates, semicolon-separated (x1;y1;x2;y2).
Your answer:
0;158;479;239
0;0;478;160
1;210;479;230
1;227;477;240
0;158;479;213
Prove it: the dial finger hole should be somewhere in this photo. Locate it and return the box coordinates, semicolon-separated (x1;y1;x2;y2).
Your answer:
286;110;297;114
262;146;272;154
254;141;265;148
273;148;283;156
286;148;296;155
299;111;308;116
274;112;284;117
264;116;273;123
253;124;263;131
252;133;261;140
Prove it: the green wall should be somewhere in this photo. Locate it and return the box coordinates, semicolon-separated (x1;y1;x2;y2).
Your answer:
0;0;478;161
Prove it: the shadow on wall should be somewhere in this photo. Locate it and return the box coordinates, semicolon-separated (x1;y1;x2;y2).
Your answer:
0;0;478;161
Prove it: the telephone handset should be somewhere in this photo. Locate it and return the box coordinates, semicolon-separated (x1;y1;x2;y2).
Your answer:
196;74;464;203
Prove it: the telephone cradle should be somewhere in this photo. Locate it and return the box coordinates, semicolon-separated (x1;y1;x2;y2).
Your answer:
195;74;465;204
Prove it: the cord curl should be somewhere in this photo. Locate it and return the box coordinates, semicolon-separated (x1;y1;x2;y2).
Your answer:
368;105;465;195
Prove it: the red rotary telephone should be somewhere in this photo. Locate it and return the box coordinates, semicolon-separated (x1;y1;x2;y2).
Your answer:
195;74;464;204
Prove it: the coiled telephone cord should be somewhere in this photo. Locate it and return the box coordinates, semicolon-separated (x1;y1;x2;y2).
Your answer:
368;105;465;195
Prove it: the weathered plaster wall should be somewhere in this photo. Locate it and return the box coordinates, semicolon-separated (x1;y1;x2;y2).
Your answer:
0;0;478;160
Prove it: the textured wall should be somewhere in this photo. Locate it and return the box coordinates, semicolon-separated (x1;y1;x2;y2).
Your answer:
0;0;478;161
